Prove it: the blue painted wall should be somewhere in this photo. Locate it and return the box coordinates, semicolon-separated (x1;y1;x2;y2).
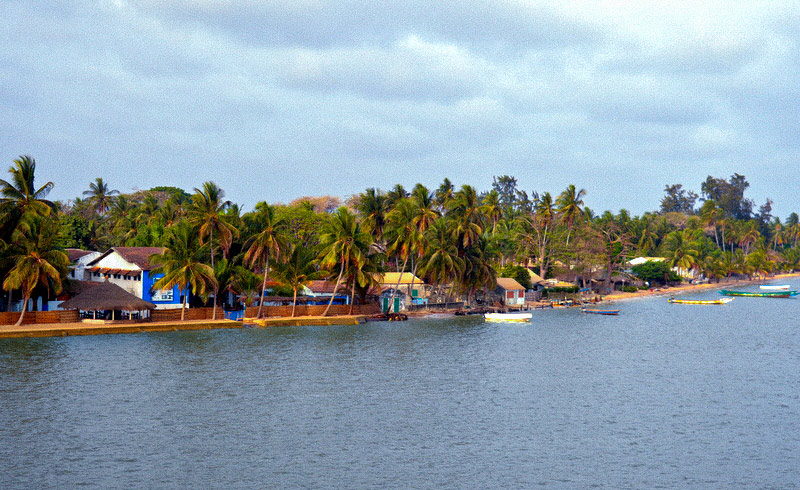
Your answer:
142;270;186;306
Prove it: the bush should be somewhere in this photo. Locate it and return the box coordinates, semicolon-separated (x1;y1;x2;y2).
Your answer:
620;285;638;293
631;260;680;285
545;286;579;294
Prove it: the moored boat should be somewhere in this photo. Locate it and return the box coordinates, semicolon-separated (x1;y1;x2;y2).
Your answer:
484;312;533;322
668;297;733;305
580;308;620;315
760;285;790;290
719;289;794;298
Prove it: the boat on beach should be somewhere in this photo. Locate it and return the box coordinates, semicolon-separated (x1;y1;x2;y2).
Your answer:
580;308;620;315
484;312;533;323
668;297;733;305
719;289;794;298
760;285;790;290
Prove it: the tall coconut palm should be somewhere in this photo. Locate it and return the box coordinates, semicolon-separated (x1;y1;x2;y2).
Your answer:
271;245;319;317
0;155;55;237
83;177;119;216
244;202;287;319
356;188;388;248
187;181;238;319
149;224;215;321
3;218;68;325
556;184;586;245
419;218;464;301
447;185;485;250
434;178;455;212
318;207;371;316
481;190;503;232
384;198;421;312
532;192;555;276
411;184;439;234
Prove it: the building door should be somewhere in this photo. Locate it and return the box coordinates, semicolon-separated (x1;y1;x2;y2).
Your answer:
383;297;389;313
394;297;400;313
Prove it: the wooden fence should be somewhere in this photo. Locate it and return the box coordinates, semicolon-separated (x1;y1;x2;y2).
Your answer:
0;303;381;326
0;309;80;326
244;304;380;318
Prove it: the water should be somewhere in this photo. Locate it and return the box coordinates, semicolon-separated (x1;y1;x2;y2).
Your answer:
2;286;799;488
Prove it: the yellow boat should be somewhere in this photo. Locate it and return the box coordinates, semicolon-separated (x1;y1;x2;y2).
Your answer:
668;297;733;305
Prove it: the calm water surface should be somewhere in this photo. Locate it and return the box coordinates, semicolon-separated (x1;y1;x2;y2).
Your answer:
2;286;799;488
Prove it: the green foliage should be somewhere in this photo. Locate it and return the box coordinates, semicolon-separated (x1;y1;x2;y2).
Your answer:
620;285;639;293
56;214;93;249
631;260;680;285
545;286;579;294
498;264;532;290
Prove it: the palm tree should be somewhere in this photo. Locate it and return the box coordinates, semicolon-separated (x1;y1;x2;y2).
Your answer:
244;202;287;318
411;184;439;234
665;229;700;276
556;184;586;245
0;155;55;237
419;218;464;301
2;218;68;325
271;245;319;317
149;224;216;321
318;207;371;316
384;198;421;312
356;188;388;249
481;190;503;232
231;267;263;308
447;185;485;249
83;177;119;216
434;178;454;212
187;182;238;320
532;192;555;276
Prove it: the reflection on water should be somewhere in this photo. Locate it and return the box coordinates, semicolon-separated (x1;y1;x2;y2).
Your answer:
1;290;799;488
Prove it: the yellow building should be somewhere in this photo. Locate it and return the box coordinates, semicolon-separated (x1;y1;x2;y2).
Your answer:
376;273;428;312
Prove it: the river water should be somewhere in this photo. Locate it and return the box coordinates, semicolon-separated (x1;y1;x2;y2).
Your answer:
2;285;799;488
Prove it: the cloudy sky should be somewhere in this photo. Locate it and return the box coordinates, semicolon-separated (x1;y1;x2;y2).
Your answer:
2;1;800;217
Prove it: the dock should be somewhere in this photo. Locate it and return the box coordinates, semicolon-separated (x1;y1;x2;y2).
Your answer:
0;319;244;339
244;315;369;327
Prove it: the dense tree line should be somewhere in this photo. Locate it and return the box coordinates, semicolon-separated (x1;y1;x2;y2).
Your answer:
3;155;799;324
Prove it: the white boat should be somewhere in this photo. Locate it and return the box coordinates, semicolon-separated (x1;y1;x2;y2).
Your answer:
484;312;533;323
760;285;790;290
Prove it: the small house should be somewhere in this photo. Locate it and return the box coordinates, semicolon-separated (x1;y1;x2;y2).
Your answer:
377;272;427;312
495;277;526;307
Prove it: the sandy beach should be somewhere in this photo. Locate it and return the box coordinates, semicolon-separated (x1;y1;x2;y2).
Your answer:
602;272;800;303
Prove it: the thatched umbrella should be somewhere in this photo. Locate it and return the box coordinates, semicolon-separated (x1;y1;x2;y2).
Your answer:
59;280;156;320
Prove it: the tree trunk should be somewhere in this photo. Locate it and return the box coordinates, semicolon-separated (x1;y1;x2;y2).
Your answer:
291;287;297;317
257;256;269;318
181;289;187;321
15;294;29;326
7;289;12;313
322;257;346;317
210;227;217;321
348;280;356;315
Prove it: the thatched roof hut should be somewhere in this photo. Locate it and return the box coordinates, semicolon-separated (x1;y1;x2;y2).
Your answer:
59;281;156;311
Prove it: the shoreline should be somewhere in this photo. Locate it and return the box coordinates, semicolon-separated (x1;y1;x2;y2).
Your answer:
601;272;800;303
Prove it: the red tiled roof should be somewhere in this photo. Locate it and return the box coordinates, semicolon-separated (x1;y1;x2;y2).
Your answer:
65;248;95;262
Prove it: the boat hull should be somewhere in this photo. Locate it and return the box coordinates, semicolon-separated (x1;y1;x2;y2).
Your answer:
484;312;532;322
669;298;733;305
581;309;620;315
719;289;794;298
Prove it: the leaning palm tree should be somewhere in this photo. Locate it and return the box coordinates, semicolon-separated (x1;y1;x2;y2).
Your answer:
271;244;319;317
318;207;371;316
556;184;586;245
0;155;55;237
187;182;238;320
149;224;216;321
3;218;68;326
83;177;119;216
244;202;288;318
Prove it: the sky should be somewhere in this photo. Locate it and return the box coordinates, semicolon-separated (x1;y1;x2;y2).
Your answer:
2;1;800;218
